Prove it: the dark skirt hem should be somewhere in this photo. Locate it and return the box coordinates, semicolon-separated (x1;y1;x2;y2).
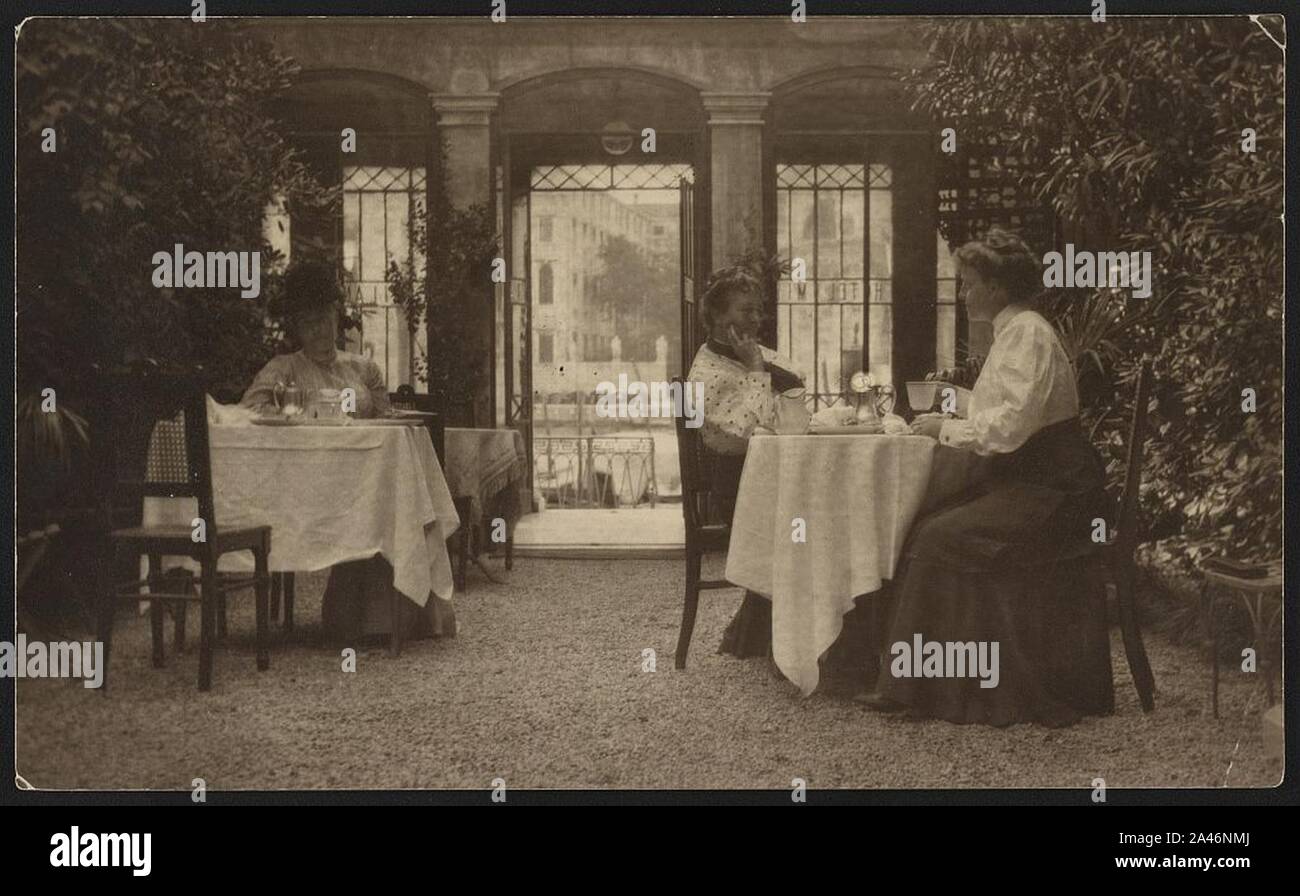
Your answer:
878;556;1114;728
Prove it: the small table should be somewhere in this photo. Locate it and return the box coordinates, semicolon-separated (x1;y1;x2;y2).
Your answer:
444;427;527;582
144;421;460;632
724;433;986;695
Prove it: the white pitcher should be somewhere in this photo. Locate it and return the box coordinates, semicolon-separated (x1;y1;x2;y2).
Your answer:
775;388;811;435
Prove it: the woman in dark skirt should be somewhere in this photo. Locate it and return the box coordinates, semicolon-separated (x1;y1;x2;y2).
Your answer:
685;267;806;661
864;228;1115;727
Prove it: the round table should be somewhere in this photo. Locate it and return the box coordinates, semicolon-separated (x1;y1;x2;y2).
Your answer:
723;432;986;695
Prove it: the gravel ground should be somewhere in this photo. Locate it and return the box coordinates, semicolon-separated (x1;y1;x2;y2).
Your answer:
16;557;1281;791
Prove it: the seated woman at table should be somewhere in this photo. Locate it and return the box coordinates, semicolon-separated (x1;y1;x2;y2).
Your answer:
687;267;807;660
863;227;1113;726
241;259;391;419
240;260;446;642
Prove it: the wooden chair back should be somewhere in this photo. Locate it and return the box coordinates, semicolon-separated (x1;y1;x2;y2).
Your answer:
90;361;216;558
1113;357;1153;553
671;377;715;541
389;385;446;466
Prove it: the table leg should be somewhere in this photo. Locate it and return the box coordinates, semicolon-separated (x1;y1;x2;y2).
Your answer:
283;572;295;632
148;554;165;668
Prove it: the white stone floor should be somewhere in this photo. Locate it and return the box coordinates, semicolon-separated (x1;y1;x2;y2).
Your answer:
512;506;684;557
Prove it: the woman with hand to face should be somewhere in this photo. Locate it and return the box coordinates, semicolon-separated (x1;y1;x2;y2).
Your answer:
685;267;808;662
861;228;1114;727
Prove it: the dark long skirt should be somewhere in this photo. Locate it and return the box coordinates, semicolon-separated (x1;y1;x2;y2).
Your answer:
878;418;1115;727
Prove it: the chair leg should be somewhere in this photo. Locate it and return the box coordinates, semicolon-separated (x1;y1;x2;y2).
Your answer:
217;591;229;641
389;587;403;658
254;548;270;672
173;600;187;653
1201;580;1217;718
270;572;282;623
505;532;514;571
458;528;470;591
1114;563;1156;712
198;564;218;692
675;548;702;670
148;554;165;668
283;572;295;633
95;546;117;693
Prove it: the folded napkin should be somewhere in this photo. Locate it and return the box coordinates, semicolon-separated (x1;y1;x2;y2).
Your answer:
881;413;909;435
206;395;259;426
810;405;857;428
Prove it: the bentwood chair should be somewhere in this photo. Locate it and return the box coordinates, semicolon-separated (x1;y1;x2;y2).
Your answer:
1198;557;1283;717
671;377;742;669
91;361;272;692
1089;357;1157;712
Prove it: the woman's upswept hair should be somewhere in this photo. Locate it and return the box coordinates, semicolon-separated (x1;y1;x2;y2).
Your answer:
700;265;763;332
273;259;344;319
954;227;1043;304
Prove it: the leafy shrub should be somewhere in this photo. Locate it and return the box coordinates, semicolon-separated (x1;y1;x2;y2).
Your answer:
907;17;1283;565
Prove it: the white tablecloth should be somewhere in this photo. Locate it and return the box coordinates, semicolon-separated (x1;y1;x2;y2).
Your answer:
444;427;527;526
143;422;460;607
724;433;984;696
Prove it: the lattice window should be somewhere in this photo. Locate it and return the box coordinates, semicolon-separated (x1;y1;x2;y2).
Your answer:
341;166;426;389
776;162;893;410
531;163;692;191
935;137;1057;363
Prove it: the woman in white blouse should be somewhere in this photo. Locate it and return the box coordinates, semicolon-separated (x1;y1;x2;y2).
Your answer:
864;228;1115;727
687;268;807;660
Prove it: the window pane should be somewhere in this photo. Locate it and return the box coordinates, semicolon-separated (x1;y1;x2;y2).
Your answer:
936;304;956;371
789;305;815;379
790;190;815;275
817;303;842;398
869;189;893;279
842;189;864;278
868;304;892;387
342;192;361;277
842;303;864;373
816;189;841;280
386;192;409;270
776;188;790;261
359;192;386;283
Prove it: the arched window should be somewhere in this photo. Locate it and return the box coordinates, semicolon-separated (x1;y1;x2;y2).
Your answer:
539;262;554;305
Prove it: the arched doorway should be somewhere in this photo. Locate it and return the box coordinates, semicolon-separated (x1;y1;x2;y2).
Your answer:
767;68;939;405
272;70;437;391
496;70;707;512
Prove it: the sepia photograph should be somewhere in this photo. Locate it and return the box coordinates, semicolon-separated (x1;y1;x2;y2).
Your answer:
9;2;1289;812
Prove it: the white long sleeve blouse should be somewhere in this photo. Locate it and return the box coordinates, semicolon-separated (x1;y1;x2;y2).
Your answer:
938;306;1080;456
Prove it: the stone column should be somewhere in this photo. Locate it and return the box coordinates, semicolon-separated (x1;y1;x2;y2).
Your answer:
431;93;499;207
702;92;769;271
431;93;499;424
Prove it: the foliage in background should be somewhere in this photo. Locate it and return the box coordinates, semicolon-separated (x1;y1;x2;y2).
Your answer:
907;17;1283;564
17;20;335;398
595;234;679;363
17;19;335;520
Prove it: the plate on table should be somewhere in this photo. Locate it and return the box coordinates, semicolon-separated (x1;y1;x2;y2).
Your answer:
390;409;439;419
252;416;304;426
809;424;884;435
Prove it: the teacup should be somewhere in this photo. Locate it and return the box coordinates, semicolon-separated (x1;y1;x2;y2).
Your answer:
906;381;939;413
